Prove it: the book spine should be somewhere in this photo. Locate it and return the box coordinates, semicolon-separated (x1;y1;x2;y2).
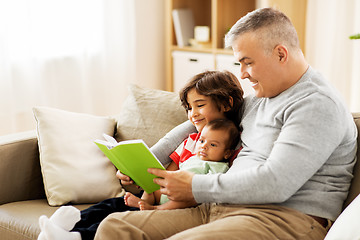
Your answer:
172;9;184;47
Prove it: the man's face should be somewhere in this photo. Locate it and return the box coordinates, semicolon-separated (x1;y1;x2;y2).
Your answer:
232;32;284;98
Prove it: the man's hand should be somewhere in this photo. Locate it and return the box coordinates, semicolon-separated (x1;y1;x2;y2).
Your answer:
148;168;196;203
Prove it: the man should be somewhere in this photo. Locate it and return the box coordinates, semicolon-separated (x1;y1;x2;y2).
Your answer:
95;8;357;239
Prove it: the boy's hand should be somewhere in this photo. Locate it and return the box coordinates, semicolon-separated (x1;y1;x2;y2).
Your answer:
148;168;196;203
116;170;136;186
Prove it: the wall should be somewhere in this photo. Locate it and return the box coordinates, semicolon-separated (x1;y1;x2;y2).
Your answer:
0;0;167;136
133;0;166;90
305;0;360;112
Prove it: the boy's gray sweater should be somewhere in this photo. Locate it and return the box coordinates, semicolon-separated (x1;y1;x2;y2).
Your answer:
151;66;357;221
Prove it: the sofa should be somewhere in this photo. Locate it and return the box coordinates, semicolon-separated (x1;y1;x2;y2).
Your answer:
0;84;359;240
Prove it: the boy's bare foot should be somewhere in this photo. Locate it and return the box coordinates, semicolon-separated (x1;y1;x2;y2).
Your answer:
138;200;156;210
124;192;142;208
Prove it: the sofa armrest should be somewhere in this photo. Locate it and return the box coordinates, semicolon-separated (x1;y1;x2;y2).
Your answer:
0;131;45;205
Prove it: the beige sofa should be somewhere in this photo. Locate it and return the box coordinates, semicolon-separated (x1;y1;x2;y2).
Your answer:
0;86;359;239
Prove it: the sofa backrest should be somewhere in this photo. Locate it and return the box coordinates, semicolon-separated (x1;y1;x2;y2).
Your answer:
343;113;360;208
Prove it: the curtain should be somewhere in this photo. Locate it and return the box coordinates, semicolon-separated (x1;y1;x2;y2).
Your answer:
305;0;360;112
0;0;165;136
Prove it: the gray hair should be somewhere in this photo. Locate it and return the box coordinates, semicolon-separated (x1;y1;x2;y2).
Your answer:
225;8;299;54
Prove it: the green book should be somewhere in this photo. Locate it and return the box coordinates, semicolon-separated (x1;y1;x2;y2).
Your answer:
95;134;165;193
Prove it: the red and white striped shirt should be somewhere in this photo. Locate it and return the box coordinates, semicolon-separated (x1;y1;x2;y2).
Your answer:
169;133;200;167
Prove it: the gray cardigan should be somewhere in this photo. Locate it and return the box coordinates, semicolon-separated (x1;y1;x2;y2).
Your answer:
151;66;357;221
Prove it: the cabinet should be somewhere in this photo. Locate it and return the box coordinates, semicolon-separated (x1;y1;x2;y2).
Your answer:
165;0;307;92
172;51;254;96
172;51;215;93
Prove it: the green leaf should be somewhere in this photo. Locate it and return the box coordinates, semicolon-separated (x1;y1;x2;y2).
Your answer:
349;33;360;40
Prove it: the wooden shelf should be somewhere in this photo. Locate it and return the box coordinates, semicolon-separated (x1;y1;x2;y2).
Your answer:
171;45;214;54
165;0;256;91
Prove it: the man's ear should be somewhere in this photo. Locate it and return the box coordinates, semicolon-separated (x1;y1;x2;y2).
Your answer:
274;45;288;63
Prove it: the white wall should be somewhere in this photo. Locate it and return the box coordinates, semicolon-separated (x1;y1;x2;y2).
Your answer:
0;0;167;136
305;0;360;112
133;0;166;90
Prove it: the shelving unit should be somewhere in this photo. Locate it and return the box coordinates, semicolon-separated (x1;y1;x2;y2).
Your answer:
165;0;256;92
165;0;307;93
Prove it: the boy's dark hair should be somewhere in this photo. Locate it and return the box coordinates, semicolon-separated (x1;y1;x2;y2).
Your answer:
179;70;244;130
206;119;240;151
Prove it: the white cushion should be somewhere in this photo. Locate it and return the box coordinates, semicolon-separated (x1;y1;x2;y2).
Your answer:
33;107;124;206
114;84;188;147
324;194;360;240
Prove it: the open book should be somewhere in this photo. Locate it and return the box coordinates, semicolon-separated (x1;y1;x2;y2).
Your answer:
95;134;165;193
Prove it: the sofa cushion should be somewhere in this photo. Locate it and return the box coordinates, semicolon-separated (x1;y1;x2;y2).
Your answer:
325;194;360;239
114;84;188;147
33;107;125;206
0;199;92;240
